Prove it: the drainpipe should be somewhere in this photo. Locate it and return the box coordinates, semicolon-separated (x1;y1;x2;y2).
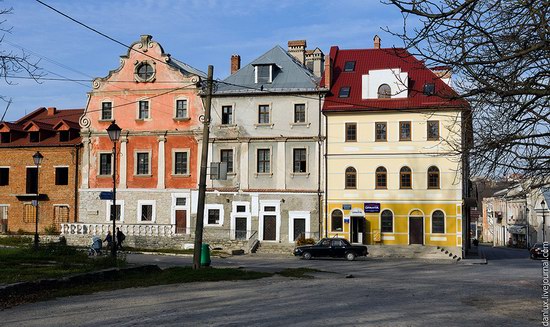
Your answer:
323;110;328;238
317;92;323;240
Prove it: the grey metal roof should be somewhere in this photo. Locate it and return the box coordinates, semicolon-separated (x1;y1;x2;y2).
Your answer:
170;58;207;78
215;45;320;94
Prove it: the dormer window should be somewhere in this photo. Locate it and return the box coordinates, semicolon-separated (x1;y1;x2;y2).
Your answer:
59;131;70;142
339;87;351;98
423;83;435;95
0;132;9;144
255;65;272;84
377;84;391;99
29;132;39;143
344;61;356;72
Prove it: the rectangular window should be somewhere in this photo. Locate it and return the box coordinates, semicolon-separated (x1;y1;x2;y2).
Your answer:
0;206;7;220
136;152;149;175
432;218;445;233
221;106;233;125
175;198;186;206
99;153;112;176
174;152;188;175
109;204;121;221
59;131;70;142
208;209;220;224
264;206;276;212
101;102;112;120
427;120;439;140
55;167;69;185
220;149;233;173
293;148;307;173
24;204;36;223
339;87;351;98
375;122;387;141
344;61;356;72
256;65;271;84
381;217;393;233
138;101;149;119
258;105;270;124
29;132;39;143
140;204;153;221
26;168;38;194
345;123;357;142
0;132;10;143
257;149;270;173
294;104;306;123
175;99;188;118
236;205;246;213
0;168;8;186
399;121;411;141
53;205;70;223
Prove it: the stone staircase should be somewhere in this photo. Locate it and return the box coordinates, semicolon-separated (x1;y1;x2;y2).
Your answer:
367;244;462;261
253;242;295;255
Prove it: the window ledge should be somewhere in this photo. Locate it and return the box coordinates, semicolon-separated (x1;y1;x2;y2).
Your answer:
172;173;191;178
254;172;273;178
135;119;152;122
134;174;153;177
254;123;274;129
173;117;190;122
218;124;237;128
290;172;310;178
97;174;113;178
205;224;223;227
98;119;114;123
290;122;310;128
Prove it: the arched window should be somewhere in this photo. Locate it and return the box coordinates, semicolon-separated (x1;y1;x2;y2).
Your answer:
377;84;391;99
345;167;357;189
400;166;412;189
427;166;440;189
432;210;445;233
381;210;393;233
376;167;387;189
331;210;343;232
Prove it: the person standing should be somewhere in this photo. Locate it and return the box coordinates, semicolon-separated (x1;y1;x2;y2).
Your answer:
103;231;113;250
116;227;125;250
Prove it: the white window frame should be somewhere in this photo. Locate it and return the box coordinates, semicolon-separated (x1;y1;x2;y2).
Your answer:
0;204;9;220
219;148;234;174
171;193;190;234
174;96;189;120
288;211;310;242
258;200;281;242
137;200;156;223
100;99;114;121
291;146;309;176
98;152;113;176
220;104;235;126
254;64;273;84
430;209;446;234
254;103;274;128
106;200;125;223
204;203;224;226
134;150;152;176
291;102;309;127
379;209;395;234
255;146;273;176
230;201;251;240
172;148;190;176
137;98;151;120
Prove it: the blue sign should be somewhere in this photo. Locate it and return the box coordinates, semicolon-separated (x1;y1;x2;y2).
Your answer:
364;203;380;213
344;218;350;224
342;204;352;210
99;191;113;200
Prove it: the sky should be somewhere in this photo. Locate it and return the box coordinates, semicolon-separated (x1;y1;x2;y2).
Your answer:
0;0;410;122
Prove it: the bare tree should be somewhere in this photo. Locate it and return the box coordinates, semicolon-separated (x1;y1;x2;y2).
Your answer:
385;0;550;185
0;5;43;105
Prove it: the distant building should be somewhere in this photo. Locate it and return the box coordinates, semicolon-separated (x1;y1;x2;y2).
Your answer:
322;36;470;256
0;107;83;234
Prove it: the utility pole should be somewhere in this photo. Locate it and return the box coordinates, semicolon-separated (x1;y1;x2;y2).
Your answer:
193;65;214;270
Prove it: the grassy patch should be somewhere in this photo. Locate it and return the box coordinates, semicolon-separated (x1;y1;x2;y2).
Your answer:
125;247;226;256
277;268;321;279
0;236;33;247
0;244;124;284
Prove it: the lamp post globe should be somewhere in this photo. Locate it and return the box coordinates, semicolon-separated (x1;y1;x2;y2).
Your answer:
32;151;43;250
106;122;121;257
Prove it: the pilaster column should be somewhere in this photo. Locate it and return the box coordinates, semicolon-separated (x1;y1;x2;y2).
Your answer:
276;140;286;189
119;135;127;189
157;135;166;189
240;141;249;190
81;135;90;189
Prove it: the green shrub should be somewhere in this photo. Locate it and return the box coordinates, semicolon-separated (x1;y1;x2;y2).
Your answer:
44;224;59;235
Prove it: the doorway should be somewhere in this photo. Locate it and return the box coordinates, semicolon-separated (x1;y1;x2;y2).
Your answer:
175;210;187;234
409;216;424;245
293;218;306;241
351;216;366;244
235;217;247;240
263;215;277;241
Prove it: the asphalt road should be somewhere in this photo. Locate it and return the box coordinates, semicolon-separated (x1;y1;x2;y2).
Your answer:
0;246;542;327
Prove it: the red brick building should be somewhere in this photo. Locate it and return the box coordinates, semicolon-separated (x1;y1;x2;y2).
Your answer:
0;107;83;234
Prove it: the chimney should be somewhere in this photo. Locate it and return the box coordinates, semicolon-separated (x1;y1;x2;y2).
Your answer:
47;107;56;116
230;54;241;74
324;55;332;89
374;35;381;49
288;40;307;64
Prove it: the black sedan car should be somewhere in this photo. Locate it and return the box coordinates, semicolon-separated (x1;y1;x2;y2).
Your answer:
293;237;368;261
530;243;549;260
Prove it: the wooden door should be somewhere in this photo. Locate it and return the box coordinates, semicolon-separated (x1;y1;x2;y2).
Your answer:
176;210;186;234
409;217;424;245
263;215;276;241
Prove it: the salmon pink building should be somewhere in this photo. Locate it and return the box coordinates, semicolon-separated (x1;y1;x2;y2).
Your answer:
64;35;205;244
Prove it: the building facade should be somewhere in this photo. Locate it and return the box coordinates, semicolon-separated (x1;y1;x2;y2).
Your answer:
70;35;205;241
0;107;83;234
207;41;326;249
322;37;469;255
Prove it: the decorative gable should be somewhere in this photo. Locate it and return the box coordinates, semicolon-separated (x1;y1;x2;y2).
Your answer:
361;68;409;100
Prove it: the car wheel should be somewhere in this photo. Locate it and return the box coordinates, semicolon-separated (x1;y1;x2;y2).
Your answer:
346;252;356;261
303;252;312;260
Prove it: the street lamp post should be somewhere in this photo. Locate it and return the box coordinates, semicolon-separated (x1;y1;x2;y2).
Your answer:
107;121;121;257
542;200;547;243
32;151;43;250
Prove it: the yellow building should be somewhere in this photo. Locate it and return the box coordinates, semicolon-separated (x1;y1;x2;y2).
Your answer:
322;39;469;255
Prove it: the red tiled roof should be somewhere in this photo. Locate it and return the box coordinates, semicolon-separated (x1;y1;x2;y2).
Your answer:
322;47;468;112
